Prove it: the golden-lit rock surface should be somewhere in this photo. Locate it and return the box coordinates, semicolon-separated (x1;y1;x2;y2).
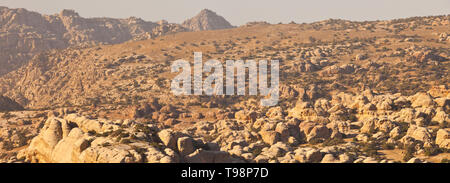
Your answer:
0;7;449;163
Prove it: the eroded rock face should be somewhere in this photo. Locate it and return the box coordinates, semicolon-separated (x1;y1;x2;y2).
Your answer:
21;117;66;162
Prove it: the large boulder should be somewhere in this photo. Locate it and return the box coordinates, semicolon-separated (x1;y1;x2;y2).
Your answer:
360;119;376;134
259;130;280;145
23;117;69;162
432;110;449;124
289;102;321;121
64;114;103;133
20;116;149;163
185;149;234;163
400;125;433;146
436;129;450;149
79;144;143;163
321;154;353;163
235;110;258;122
411;93;435;108
158;129;179;150
307;125;331;142
177;137;196;156
51;128;89;163
266;107;284;120
396;108;415;123
294;147;324;163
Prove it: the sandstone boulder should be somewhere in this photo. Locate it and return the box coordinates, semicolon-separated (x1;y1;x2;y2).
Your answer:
259;130;280;145
266;107;284;120
158;129;179;150
436;129;450;149
185;149;234;163
178;137;196;156
235;110;258;122
411;93;435;108
401;125;433;145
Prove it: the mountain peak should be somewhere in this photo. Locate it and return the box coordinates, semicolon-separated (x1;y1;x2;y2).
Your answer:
198;9;215;15
60;9;79;17
182;9;233;31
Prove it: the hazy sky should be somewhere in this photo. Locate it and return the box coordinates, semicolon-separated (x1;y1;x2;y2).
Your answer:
1;0;449;25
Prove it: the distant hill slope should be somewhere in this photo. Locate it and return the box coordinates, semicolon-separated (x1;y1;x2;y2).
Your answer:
0;15;448;109
0;7;233;76
0;95;23;111
182;9;234;31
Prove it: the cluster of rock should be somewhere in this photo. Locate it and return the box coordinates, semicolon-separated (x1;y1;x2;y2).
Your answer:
309;15;449;32
176;87;449;163
17;113;238;163
0;126;33;153
14;84;448;163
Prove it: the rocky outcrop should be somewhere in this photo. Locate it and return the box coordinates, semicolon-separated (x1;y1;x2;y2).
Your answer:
18;114;235;163
400;125;433;147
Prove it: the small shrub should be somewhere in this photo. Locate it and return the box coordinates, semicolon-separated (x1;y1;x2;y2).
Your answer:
309;138;323;145
250;147;264;157
149;141;164;150
402;145;415;162
120;138;132;144
102;142;111;147
382;142;395;150
87;130;97;136
1;112;16;119
2;141;14;151
439;122;450;129
441;158;450;163
322;138;345;146
424;146;441;156
362;143;378;158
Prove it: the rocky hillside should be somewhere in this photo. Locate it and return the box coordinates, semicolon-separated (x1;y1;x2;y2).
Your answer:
0;95;23;111
182;9;233;31
0;7;233;76
0;15;448;109
0;12;449;163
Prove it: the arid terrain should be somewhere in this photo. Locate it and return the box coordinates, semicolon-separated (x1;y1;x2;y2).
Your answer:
0;7;449;163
